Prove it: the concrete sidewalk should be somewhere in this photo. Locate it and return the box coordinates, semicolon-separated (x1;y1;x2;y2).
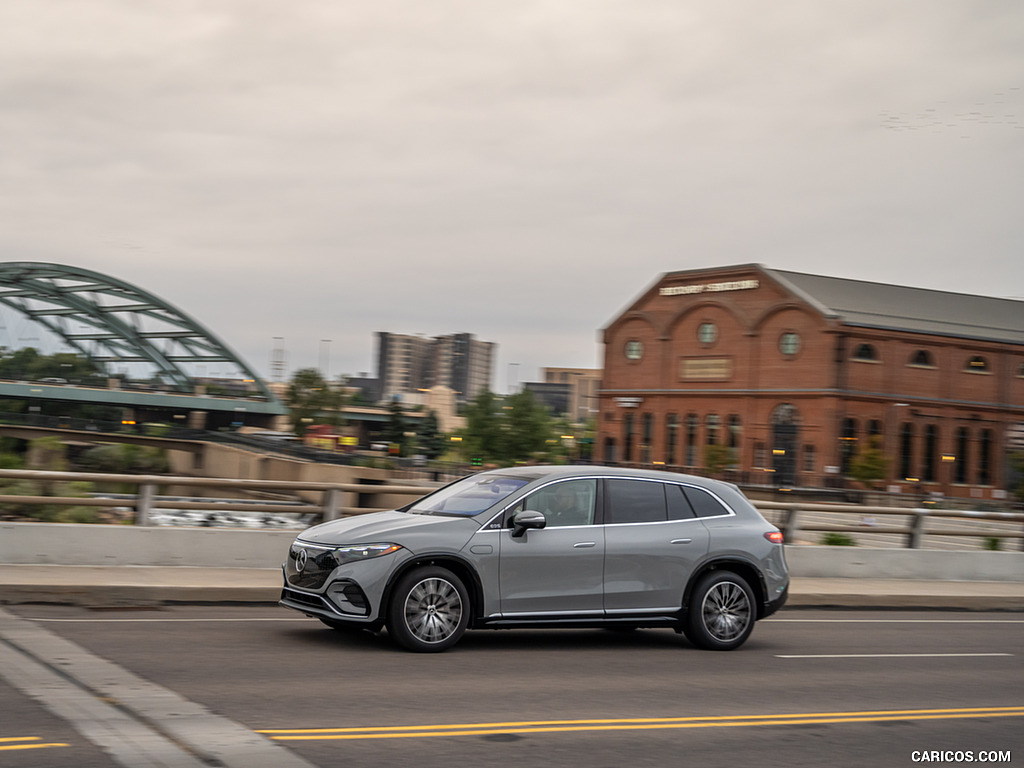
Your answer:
1;565;1023;610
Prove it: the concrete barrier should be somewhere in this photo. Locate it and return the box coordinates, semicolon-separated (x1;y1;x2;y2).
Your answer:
784;546;1024;582
0;522;297;568
2;522;1023;580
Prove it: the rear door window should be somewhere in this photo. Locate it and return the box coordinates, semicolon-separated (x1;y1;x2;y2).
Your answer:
666;485;697;520
604;479;667;524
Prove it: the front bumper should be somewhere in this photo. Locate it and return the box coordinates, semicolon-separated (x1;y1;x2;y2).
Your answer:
280;567;378;624
279;544;407;625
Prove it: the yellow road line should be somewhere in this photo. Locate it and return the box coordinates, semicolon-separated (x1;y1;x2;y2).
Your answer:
259;706;1024;741
0;742;70;752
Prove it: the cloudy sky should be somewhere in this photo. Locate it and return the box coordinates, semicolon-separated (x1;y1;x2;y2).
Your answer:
2;0;1022;391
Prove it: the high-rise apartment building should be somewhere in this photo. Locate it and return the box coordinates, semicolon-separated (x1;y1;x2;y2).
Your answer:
376;332;495;405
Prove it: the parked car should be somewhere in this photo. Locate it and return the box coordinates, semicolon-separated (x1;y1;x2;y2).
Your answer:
280;466;788;652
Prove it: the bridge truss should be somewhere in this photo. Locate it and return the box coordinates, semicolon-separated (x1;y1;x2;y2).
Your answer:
0;262;279;403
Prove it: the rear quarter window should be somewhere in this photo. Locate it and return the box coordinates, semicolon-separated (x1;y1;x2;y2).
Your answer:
682;486;732;518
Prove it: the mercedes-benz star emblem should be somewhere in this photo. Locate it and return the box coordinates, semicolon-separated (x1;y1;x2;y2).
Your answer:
294;548;308;572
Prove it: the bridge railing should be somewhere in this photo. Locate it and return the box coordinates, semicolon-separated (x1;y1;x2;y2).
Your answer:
2;468;1023;549
0;469;432;524
756;500;1024;551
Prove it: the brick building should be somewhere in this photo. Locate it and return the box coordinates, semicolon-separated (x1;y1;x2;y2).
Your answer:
598;264;1024;501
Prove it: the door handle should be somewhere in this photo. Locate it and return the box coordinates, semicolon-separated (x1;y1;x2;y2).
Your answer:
573;541;596;548
670;538;693;544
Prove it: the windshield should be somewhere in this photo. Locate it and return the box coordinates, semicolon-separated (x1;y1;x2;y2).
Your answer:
405;474;530;517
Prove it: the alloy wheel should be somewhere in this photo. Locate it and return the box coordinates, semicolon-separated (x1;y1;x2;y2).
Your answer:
404;577;464;644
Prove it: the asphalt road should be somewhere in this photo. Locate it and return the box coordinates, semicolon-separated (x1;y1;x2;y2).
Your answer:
2;605;1021;768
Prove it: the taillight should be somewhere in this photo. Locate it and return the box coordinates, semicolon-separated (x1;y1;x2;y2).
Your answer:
764;531;784;544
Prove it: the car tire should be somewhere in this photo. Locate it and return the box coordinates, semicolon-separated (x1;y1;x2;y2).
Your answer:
684;571;755;651
387;566;470;653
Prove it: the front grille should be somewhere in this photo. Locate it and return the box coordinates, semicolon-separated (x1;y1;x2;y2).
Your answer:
285;544;337;590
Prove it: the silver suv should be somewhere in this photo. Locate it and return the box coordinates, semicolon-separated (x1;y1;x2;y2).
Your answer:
280;466;788;652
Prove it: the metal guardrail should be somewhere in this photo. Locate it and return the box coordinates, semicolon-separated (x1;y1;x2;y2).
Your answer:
757;500;1024;551
0;469;432;524
2;469;1023;549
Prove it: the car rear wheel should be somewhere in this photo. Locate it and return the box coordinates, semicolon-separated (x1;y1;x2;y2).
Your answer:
684;571;755;651
387;566;470;652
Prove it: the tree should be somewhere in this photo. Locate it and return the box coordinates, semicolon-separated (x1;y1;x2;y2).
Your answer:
0;348;106;385
464;389;555;465
464;390;502;463
418;410;445;460
0;437;95;522
285;368;343;437
499;390;553;463
849;435;889;488
704;444;734;476
381;399;408;455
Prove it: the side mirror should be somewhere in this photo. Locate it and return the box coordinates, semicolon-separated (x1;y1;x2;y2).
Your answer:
511;509;547;538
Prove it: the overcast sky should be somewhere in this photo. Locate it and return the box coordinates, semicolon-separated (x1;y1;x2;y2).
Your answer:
2;0;1022;392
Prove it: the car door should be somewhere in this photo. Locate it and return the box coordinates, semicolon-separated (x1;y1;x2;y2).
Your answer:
497;478;604;616
602;479;710;613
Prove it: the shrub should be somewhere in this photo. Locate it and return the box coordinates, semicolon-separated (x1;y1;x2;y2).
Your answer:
821;532;857;546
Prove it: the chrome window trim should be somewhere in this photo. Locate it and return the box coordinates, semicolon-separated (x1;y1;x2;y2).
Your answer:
603;517;705;528
676;483;737;520
480;475;604;529
479;475;738;529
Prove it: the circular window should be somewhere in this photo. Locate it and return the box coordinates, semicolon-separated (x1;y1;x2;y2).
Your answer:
625;340;644;360
779;332;801;356
697;322;718;345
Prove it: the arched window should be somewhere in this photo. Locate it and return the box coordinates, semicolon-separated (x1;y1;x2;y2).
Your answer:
840;418;858;474
706;414;720;445
640;413;653;464
923;424;939;483
979;429;993;485
965;356;989;372
685;414;698;466
955;427;969;484
665;413;679;466
852;343;878;361
910;350;935;367
728;415;741;449
603;436;617;464
802;444;816;473
900;423;914;480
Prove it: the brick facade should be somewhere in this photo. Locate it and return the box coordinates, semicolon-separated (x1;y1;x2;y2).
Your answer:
598;265;1024;502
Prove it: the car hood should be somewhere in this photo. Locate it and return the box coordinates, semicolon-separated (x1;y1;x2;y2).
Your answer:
295;509;480;551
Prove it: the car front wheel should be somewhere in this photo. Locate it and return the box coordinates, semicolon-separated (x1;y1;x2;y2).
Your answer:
684;571;755;651
387;566;470;652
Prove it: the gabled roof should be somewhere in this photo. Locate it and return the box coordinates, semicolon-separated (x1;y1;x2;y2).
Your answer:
764;267;1024;346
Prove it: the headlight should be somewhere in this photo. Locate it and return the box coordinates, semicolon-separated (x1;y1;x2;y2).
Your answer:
332;543;402;566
